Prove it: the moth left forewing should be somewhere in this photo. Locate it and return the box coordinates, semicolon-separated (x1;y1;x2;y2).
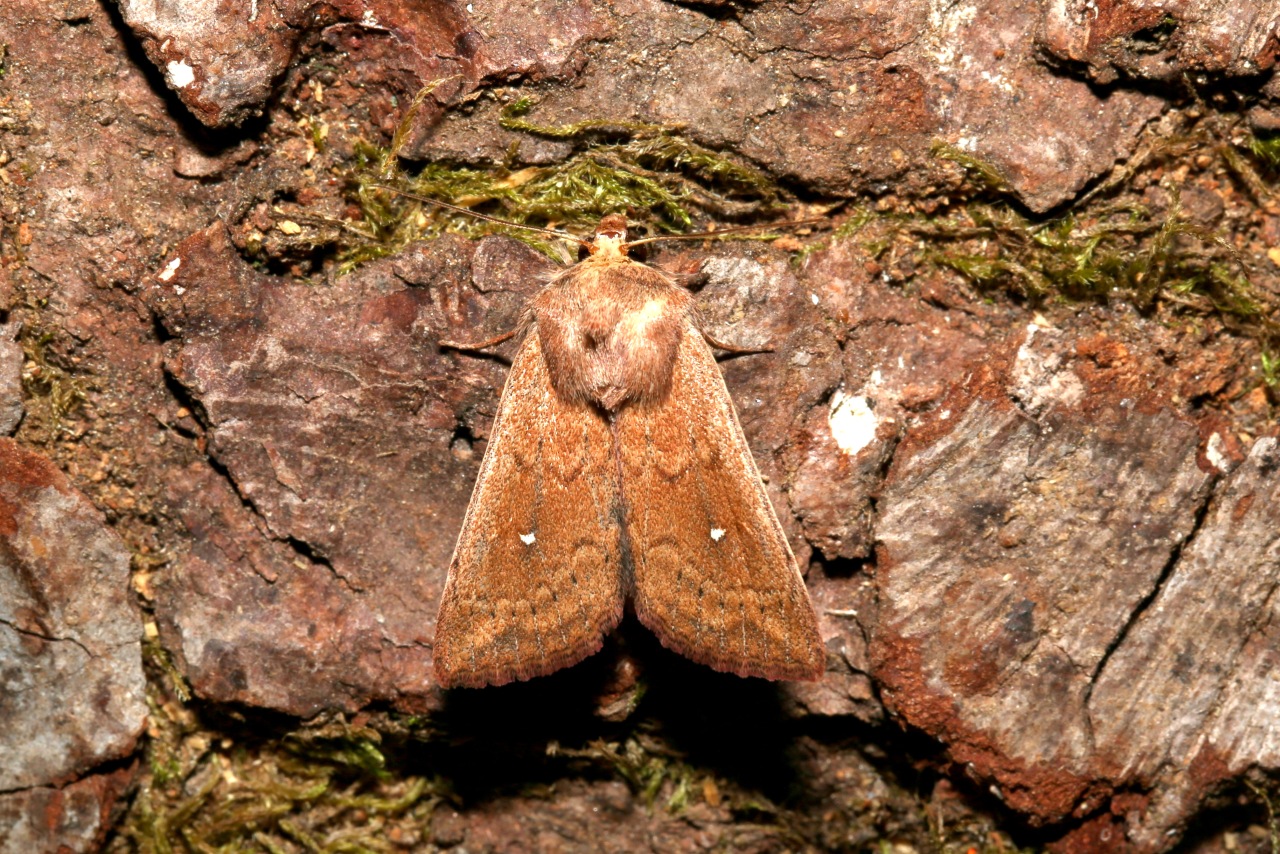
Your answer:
435;332;625;688
618;323;826;681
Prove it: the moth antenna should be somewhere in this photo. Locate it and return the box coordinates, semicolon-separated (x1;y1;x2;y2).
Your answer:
623;216;829;248
367;184;591;247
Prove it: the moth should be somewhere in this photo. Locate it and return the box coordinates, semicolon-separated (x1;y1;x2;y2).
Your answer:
433;211;825;688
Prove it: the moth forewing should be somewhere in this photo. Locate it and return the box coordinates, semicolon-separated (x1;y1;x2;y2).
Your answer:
618;324;826;681
433;333;626;688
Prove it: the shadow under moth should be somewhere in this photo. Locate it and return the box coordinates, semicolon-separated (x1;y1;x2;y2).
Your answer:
434;212;825;688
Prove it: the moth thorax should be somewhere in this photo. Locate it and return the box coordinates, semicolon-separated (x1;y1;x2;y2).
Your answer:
540;306;685;412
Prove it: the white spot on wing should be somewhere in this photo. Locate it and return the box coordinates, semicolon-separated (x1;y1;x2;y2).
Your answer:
710;528;725;542
520;532;536;545
829;389;878;455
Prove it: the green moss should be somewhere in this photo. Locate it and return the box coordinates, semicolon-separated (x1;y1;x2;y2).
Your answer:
147;749;183;792
923;205;1156;302
1262;351;1280;389
1214;125;1274;203
895;161;1273;336
142;639;192;705
549;737;698;812
498;96;670;140
1246;130;1280;170
310;117;329;155
380;76;459;179
932;140;1011;194
792;205;876;265
339;92;784;271
18;326;88;438
121;729;438;853
284;724;390;781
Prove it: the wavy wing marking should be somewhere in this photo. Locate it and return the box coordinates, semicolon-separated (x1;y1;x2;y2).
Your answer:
434;332;624;688
618;326;825;681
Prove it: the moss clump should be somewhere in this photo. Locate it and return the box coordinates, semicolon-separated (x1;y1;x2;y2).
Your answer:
931;140;1011;194
858;133;1280;359
792;205;876;265
338;89;785;272
917;201;1273;331
917;201;1213;306
121;714;442;854
496;96;672;141
547;737;705;814
1245;130;1280;171
283;725;392;781
18;325;88;439
1261;350;1280;386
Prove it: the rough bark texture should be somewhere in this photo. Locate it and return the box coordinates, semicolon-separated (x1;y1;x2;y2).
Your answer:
149;224;528;716
0;765;139;854
1;0;1278;851
1039;0;1280;83
0;440;146;852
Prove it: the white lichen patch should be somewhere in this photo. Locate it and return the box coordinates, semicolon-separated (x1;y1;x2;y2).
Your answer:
157;256;181;282
166;60;196;89
829;389;878;456
1010;320;1084;417
1205;432;1229;472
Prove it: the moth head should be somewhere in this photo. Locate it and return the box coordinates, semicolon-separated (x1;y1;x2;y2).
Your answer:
586;214;630;261
595;214;628;242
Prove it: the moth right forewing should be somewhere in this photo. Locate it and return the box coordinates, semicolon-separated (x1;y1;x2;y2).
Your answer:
618;323;825;682
434;331;625;688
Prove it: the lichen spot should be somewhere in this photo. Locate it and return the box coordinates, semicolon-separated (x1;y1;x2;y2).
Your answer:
166;60;196;88
158;256;181;282
828;389;878;455
710;528;726;542
520;532;536;545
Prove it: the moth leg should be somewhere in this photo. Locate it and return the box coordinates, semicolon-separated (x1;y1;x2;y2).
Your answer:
439;327;520;353
667;269;709;290
700;330;773;355
441;309;534;353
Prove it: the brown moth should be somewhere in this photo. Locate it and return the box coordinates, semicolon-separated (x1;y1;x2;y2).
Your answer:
434;213;825;688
